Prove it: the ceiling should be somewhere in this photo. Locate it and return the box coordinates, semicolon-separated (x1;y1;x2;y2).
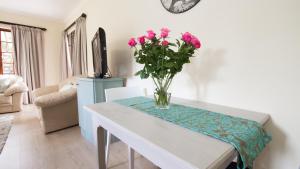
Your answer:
0;0;85;21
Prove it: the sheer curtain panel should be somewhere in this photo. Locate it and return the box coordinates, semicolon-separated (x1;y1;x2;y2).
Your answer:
11;26;45;104
60;16;87;79
60;32;73;80
73;17;88;76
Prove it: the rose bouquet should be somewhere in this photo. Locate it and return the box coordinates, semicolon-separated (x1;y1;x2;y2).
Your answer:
128;28;201;109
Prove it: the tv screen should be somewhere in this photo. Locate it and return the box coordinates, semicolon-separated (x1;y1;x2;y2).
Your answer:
92;27;108;78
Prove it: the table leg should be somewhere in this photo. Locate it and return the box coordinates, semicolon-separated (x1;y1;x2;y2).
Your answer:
97;126;106;169
128;147;134;169
105;132;112;166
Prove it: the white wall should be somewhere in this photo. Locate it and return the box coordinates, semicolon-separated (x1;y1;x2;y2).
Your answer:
0;10;64;85
65;0;300;168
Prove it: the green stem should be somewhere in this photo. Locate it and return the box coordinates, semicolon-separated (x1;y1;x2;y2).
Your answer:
165;78;173;91
153;75;172;109
151;76;159;89
163;74;172;90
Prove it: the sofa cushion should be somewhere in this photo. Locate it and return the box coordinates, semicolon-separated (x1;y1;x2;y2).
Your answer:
0;76;11;93
0;94;12;105
4;82;28;96
0;75;23;93
8;75;23;84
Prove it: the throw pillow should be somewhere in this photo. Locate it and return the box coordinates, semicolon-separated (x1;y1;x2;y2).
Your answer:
0;75;11;93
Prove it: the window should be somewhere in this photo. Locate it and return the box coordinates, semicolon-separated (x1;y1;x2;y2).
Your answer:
0;28;14;74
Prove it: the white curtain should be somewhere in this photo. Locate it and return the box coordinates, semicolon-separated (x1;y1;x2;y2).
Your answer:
11;26;45;104
60;32;73;80
60;16;87;80
73;17;88;76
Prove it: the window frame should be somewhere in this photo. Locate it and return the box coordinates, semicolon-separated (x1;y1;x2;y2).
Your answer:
0;28;14;75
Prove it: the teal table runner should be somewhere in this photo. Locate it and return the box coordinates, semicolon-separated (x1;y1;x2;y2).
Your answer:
114;97;271;169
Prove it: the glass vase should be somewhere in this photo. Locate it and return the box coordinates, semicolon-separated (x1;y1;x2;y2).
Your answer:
152;76;173;109
154;90;171;109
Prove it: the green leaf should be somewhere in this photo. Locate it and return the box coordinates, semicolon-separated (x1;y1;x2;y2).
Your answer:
135;70;143;76
140;71;149;79
176;39;181;47
168;43;176;47
165;62;175;68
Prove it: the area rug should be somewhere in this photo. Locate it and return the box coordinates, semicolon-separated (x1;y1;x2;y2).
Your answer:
0;116;13;154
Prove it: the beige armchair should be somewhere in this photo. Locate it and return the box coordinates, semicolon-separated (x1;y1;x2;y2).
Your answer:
0;76;28;114
33;77;79;134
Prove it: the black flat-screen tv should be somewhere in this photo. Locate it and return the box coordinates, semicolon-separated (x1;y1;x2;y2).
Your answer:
91;27;108;78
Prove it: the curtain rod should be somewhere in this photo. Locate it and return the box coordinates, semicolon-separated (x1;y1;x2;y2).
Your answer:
0;21;47;31
64;13;87;32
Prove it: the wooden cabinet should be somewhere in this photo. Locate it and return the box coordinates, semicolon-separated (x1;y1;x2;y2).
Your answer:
77;77;124;144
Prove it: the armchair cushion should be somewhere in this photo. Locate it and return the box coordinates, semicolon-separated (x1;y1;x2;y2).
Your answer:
32;85;59;99
58;76;81;89
34;88;77;108
4;82;28;96
59;84;76;92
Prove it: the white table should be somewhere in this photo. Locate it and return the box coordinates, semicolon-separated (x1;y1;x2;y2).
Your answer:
84;97;270;169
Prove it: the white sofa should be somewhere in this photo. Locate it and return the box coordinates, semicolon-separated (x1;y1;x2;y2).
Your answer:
33;77;79;134
0;75;28;114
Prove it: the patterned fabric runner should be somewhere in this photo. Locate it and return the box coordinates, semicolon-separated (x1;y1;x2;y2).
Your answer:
114;97;271;169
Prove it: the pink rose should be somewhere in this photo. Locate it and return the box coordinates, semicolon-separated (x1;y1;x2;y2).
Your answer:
182;32;192;43
138;36;146;45
191;36;201;48
160;27;170;38
147;30;156;40
162;40;169;46
128;38;137;47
